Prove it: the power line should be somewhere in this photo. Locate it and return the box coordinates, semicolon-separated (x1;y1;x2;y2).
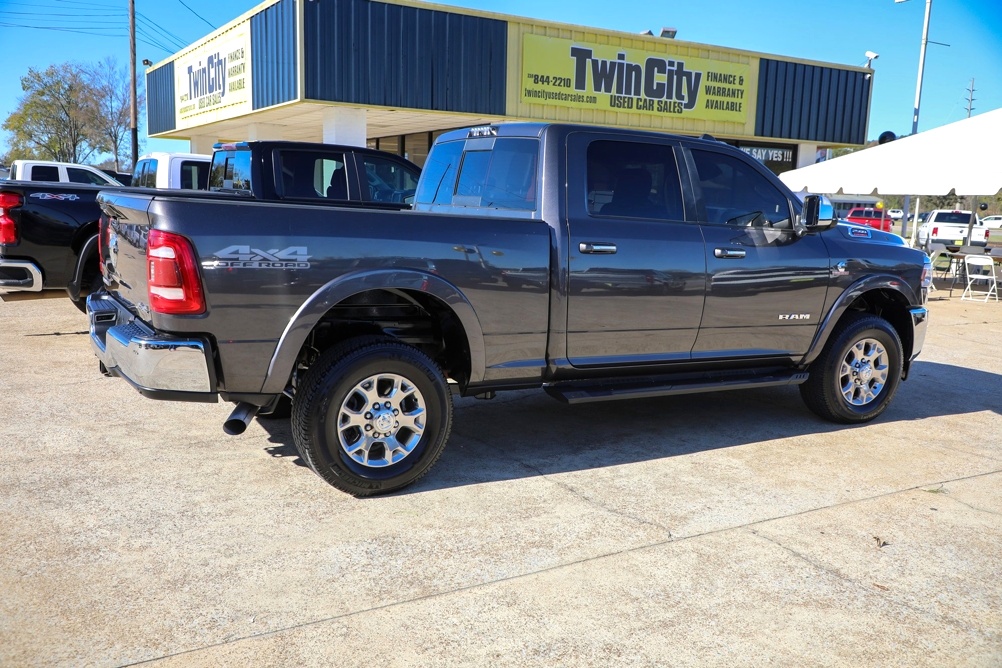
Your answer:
176;0;216;31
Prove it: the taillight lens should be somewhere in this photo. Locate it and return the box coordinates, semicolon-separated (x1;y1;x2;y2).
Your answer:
147;229;205;315
0;191;23;245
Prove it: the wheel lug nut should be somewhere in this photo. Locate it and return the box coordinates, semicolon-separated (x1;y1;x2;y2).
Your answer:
373;403;380;410
364;425;372;431
394;421;399;428
384;401;391;408
393;409;399;416
365;412;372;419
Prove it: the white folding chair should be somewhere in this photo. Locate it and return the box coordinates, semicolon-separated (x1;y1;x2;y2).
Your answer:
960;255;998;302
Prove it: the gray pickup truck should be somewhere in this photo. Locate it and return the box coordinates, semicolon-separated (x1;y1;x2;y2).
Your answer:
88;124;931;496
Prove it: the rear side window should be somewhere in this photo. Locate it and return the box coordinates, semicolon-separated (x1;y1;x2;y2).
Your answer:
274;149;349;200
179;160;208;189
209;150;252;194
587;140;683;220
29;165;59;182
690;149;791;228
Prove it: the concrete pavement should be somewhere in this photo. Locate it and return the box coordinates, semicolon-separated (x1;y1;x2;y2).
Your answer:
1;292;1000;666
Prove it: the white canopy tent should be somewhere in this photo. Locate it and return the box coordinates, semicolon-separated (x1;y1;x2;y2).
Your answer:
779;107;1002;197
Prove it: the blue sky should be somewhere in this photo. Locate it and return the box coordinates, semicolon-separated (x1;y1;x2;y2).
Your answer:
2;0;1000;159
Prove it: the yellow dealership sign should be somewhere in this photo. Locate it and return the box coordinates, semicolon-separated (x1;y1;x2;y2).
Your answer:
521;34;751;123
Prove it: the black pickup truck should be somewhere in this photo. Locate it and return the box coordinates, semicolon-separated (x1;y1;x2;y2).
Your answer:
0;182;108;310
0;142;419;310
88;123;931;496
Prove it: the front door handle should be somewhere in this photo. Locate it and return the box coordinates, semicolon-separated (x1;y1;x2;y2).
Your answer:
714;248;746;259
579;242;617;254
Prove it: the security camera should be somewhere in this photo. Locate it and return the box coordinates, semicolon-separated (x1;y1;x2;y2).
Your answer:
865;51;879;61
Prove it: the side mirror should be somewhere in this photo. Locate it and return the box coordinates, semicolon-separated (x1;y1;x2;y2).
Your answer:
802;194;835;230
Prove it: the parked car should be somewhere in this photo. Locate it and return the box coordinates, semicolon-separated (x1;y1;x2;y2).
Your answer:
8;159;123;186
916;210;990;248
981;215;1002;229
887;208;904;220
131;152;210;189
845;207;891;232
88;123;930;496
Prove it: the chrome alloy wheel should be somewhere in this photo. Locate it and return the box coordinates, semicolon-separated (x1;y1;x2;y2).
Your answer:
839;338;889;406
336;373;426;468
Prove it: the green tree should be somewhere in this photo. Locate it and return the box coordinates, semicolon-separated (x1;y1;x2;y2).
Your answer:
2;63;102;164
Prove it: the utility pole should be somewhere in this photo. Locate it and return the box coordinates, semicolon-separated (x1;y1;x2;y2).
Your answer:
129;0;138;169
966;78;976;118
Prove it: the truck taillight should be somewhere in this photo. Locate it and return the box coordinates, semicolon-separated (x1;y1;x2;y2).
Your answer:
931;226;938;238
0;192;22;245
147;229;205;315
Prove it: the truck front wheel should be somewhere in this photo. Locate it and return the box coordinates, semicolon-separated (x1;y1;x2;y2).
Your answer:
291;336;453;496
800;313;903;424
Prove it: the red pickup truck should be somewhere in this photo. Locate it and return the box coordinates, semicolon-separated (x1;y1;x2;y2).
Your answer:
845;207;892;233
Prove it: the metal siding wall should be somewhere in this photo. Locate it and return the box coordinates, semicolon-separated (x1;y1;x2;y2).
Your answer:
755;59;869;144
252;0;298;109
304;0;507;114
146;63;175;135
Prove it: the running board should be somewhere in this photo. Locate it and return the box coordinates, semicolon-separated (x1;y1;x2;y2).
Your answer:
544;372;809;405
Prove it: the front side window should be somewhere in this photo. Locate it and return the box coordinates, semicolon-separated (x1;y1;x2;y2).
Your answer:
359;155;420;203
690;149;791;229
67;167;110;185
587;140;683;220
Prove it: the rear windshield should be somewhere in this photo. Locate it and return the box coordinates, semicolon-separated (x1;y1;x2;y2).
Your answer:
208;150;252;195
414;137;539;211
929;211;971;224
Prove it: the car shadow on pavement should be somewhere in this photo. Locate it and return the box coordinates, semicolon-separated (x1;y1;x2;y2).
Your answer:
250;359;1000;495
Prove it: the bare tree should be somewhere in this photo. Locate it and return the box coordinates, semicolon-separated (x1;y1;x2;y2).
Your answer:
85;57;144;172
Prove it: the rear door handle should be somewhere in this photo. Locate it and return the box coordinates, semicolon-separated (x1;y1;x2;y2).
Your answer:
714;248;746;259
579;242;617;254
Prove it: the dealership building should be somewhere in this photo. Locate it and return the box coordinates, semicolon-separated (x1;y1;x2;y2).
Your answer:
145;0;873;174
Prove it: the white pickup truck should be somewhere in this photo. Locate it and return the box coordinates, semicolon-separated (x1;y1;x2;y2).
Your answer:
7;160;123;186
131;152;210;189
916;210;990;249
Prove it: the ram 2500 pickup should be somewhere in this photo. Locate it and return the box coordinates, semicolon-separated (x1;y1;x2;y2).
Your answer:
1;142;418;311
88;123;931;496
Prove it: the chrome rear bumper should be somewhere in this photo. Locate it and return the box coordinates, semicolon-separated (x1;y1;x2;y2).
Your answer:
0;258;43;291
88;292;217;401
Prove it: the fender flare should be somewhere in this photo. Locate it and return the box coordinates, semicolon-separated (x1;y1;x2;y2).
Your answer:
260;269;487;394
66;233;99;301
802;274;921;366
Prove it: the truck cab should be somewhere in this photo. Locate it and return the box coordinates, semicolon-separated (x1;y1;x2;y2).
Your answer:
131;152;211;189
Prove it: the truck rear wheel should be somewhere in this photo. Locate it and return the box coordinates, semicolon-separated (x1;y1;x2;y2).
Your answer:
800;313;903;424
291;336;453;496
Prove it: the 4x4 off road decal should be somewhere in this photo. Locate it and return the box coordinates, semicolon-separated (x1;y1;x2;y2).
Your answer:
207;245;311;269
30;193;80;201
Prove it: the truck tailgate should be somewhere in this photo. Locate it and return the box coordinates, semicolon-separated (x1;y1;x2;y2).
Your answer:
98;192;155;314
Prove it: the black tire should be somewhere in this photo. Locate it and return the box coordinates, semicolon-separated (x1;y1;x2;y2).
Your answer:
800;313;903;424
291;336;453;496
